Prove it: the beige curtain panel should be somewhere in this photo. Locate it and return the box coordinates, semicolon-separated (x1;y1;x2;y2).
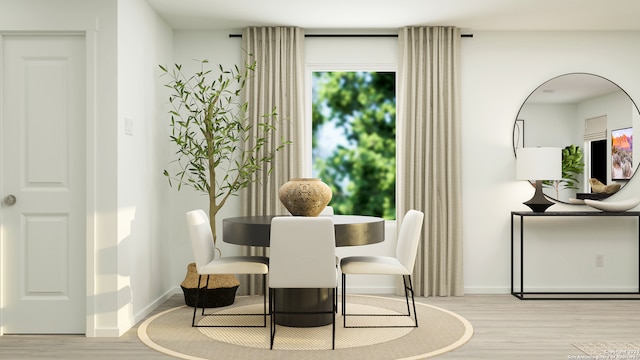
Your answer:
242;26;305;217
239;26;305;295
397;26;464;297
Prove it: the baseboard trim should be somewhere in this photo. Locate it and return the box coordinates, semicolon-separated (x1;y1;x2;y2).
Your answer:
463;287;510;294
342;286;396;295
92;288;180;337
133;288;178;326
93;327;126;337
463;286;640;295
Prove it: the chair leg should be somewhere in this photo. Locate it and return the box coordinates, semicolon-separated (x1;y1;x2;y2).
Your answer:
192;275;204;327
193;273;268;328
262;274;267;327
341;273;347;327
402;275;412;315
335;280;339;313
201;275;211;316
269;288;276;350
332;287;336;350
342;274;418;328
403;275;418;327
269;287;336;350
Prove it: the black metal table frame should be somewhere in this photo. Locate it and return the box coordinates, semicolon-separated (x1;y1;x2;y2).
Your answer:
511;210;640;300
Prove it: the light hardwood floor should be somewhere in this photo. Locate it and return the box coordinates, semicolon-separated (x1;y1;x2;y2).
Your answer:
426;295;640;359
1;294;638;359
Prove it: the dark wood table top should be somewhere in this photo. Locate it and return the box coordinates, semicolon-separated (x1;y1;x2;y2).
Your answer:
222;215;385;247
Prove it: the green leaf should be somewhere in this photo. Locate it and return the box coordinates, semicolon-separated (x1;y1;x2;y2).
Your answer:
160;57;292;241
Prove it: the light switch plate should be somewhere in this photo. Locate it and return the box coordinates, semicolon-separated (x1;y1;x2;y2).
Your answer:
125;117;134;136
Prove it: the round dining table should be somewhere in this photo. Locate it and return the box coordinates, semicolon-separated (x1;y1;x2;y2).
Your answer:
222;214;385;327
223;214;384;247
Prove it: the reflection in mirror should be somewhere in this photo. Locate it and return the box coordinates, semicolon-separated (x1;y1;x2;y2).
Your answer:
514;73;640;203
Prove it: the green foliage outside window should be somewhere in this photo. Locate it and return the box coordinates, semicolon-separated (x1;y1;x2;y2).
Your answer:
312;71;396;220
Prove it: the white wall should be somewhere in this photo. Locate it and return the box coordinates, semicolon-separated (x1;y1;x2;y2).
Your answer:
461;31;640;293
519;103;579;148
166;30;640;297
117;0;174;333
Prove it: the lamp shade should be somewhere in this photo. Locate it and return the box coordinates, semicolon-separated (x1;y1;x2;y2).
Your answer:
516;147;562;181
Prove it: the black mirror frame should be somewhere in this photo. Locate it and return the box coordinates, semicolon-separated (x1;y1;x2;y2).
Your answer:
513;72;640;204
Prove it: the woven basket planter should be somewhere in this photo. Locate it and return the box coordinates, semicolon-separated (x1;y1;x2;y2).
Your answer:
180;262;240;308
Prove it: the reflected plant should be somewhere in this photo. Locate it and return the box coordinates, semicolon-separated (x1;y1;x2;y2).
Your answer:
544;144;584;198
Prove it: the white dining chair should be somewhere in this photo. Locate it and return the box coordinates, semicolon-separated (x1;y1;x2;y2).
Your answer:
319;205;339;275
340;209;424;328
268;216;337;350
319;205;340;307
319;205;334;216
186;209;269;327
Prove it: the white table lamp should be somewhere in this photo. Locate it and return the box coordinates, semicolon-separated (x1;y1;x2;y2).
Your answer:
516;147;562;212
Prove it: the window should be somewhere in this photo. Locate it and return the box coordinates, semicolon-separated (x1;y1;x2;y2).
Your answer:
311;71;396;219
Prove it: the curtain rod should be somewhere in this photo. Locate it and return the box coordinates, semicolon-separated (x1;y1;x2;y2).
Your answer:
229;33;473;38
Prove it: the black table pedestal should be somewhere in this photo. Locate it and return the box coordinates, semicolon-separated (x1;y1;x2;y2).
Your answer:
273;288;333;327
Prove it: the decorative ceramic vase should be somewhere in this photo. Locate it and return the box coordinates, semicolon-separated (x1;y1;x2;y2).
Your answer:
278;178;332;216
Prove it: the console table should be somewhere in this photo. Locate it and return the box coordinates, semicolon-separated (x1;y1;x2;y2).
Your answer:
511;210;640;300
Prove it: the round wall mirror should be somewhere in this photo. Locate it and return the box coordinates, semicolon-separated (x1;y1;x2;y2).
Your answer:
513;73;640;203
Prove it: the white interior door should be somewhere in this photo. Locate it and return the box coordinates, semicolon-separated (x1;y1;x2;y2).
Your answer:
1;35;86;334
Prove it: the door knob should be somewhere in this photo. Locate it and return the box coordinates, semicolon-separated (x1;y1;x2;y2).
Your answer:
3;194;16;206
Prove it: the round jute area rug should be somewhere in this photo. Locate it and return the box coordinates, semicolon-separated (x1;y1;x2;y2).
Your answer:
138;294;473;360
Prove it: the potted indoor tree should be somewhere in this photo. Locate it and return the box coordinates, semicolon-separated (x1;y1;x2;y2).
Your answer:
160;59;290;307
